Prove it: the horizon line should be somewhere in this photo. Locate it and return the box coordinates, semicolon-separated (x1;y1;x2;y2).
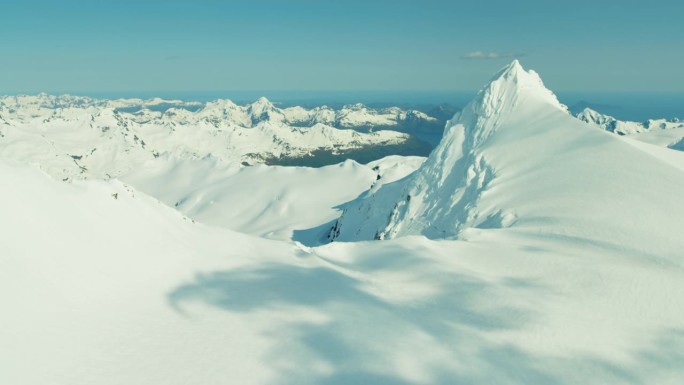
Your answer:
3;90;684;97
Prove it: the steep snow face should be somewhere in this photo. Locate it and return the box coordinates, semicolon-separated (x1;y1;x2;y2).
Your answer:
0;94;432;179
330;61;684;258
331;61;562;240
577;107;684;150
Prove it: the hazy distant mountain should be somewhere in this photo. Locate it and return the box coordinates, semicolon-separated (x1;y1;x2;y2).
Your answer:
0;94;436;179
567;100;622;117
577;107;683;135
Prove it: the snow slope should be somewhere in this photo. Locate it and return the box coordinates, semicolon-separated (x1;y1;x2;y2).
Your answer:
2;158;684;385
0;159;299;384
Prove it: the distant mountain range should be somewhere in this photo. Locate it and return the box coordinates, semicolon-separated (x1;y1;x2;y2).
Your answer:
577;107;683;135
0;93;446;179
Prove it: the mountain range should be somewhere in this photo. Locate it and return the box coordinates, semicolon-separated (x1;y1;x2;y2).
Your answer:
0;94;438;179
3;62;684;385
577;107;684;148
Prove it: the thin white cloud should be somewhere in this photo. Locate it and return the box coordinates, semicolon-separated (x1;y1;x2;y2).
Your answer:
462;51;525;60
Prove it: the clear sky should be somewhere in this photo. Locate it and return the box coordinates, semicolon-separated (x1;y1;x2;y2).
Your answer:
2;0;683;94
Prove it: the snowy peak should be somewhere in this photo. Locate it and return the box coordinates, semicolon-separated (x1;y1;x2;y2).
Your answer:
249;97;275;113
466;60;564;121
330;61;684;247
490;59;548;94
331;61;567;241
446;61;565;153
489;59;524;81
247;97;282;124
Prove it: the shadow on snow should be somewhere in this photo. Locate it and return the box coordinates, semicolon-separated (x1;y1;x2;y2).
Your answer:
168;249;684;385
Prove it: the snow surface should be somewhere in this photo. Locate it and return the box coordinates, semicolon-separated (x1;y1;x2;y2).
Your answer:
2;61;684;385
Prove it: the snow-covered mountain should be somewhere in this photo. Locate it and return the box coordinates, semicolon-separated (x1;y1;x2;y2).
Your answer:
4;62;684;385
330;60;684;250
0;94;433;179
577;107;684;150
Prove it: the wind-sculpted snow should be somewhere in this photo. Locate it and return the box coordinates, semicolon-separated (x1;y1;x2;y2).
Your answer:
0;93;434;179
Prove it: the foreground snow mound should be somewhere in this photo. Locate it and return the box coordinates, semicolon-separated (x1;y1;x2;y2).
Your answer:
330;61;684;254
3;134;684;385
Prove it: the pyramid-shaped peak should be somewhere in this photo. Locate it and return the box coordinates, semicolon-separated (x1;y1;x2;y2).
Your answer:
489;60;540;86
249;97;277;117
500;59;523;74
329;58;684;249
253;96;273;106
467;60;565;116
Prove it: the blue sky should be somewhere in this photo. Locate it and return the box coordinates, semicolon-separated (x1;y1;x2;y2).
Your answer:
1;0;683;94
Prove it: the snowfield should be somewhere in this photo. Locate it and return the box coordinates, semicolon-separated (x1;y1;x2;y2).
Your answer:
2;61;684;385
